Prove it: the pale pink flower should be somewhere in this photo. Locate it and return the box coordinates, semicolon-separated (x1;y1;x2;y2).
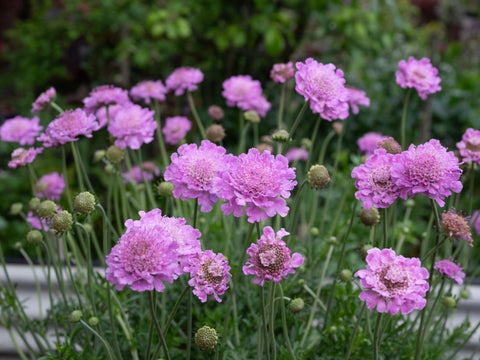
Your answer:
456;128;480;165
434;259;465;285
27;211;49;231
95;102;132;128
123;162;160;184
32;87;56;113
346;87;370;114
8;147;43;168
357;132;387;156
0;116;43;145
35;172;65;201
222;75;271;117
285;148;309;162
396;57;441;100
83;85;130;114
166;67;204;96
270;62;294;83
130;80;167;104
162;116;192;145
208;105;224;121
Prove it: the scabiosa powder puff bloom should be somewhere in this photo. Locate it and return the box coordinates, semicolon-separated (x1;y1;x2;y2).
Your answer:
95;102;132;128
270;61;294;83
188;250;231;302
395;56;441;100
391;139;462;207
434;259;465;285
123;162;160;184
130;80;167;104
295;58;349;121
0;116;43;145
346;86;370;115
164;140;226;213
213;148;297;223
32;87;56;113
355;247;429;315
351;148;401;209
35;172;65;201
108;103;156;150
162;116;192;145
285;147;309;162
166;67;204;96
441;209;473;247
456;128;480;165
243;226;304;286
83;85;130;114
222;75;271;117
8;147;43;168
357;132;387;156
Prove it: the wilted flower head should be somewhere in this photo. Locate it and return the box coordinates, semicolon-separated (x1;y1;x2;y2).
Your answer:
378;137;402;155
270;61;294;83
213;148;297;223
164;140;226;212
441;209;473;247
208;105;224;121
123;162;160;184
108;104;156;150
456;128;480;165
0;116;43;145
188;250;231;303
243;226;304;286
35;172;65;201
396;56;441;100
32;87;56;113
295;58;349;121
83;85;130;114
166;67;204;96
222;75;271;117
285;148;309;162
346;87;370;115
391;139;462;207
434;259;465;285
355;247;429;315
206;124;226;143
8;147;43;168
357;132;387;156
162;116;192;145
130;80;167;104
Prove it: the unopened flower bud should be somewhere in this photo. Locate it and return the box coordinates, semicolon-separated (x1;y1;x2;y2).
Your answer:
93;150;106;162
289;298;305;313
443;296;456;308
195;326;218;351
83;223;93;233
332;122;343;135
301;138;312;150
88;316;99;326
298;279;306;287
34;181;47;194
361;244;374;258
329;325;338;333
10;203;23;215
208;105;224;121
339;269;353;282
272;129;290;143
244;110;260;123
52;210;73;233
157;182;174;197
74;192;96;215
69;310;83;323
13;241;22;250
307;165;330;189
29;197;41;211
26;230;43;245
104;164;114;174
106;145;124;164
37;200;57;218
378;137;402;154
359;208;380;227
310;227;319;237
405;199;415;207
460;290;470;299
327;236;337;246
206;124;226;143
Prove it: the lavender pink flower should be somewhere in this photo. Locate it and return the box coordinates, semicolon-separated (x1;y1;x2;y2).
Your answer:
123;162;160;184
391;139;463;207
295;58;349;121
434;259;465;285
456;128;480;165
107;104;156;150
8;147;43;168
165;67;204;96
357;132;387;156
270;62;294;83
35;172;65;201
355;247;429;315
162;116;192;145
164;140;226;212
130;80;167;104
32;87;56;113
83;85;130;114
243;226;304;286
27;211;49;231
285;148;309;162
346;87;370;115
0;116;43;145
396;56;441;100
222;75;271;117
188;250;231;302
95;102;132;128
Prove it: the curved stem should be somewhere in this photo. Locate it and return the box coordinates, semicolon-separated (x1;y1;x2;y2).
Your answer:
400;88;413;149
373;313;384;360
149;292;171;360
278;284;296;360
80;320;116;360
187;91;207;139
287;101;309;143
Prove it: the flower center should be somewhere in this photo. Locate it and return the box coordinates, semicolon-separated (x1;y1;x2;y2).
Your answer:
125;238;157;273
408;152;443;185
202;260;224;284
371;165;391;190
380;264;410;295
310;69;337;99
466;140;480;152
257;244;285;273
186;156;217;188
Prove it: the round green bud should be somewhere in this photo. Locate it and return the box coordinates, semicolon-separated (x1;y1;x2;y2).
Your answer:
157;182;174;197
289;298;305;313
87;316;99;326
37;200;57;218
272;129;290;143
52;210;73;233
460;290;470;299
443;296;456;308
10;202;23;215
106;145;124;164
359;208;380;227
361;244;374;258
34;181;47;194
329;325;338;333
104;164;114;174
301;138;312;150
69;310;83;323
307;165;330;189
28;197;41;211
310;227;320;237
93;150;106;162
244;110;260;123
136;183;145;191
206;124;226;143
13;241;23;250
83;223;93;233
339;269;353;282
74;192;96;215
26;230;43;245
405;199;415;207
298;279;306;287
327;236;337;246
195;326;218;351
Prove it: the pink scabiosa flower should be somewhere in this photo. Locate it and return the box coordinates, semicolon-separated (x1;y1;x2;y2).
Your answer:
243;226;304;286
162;116;192;145
434;259;465;285
270;61;294;83
357;132;387;156
213;148;297;223
27;211;49;231
108;103;156;150
37;109;100;147
285;147;309;162
35;172;65;201
441;209;473;247
456;128;480;165
8;147;43;168
295;58;349;121
164;140;226;213
130;80;167;104
222;75;271;117
32;87;56;113
351;149;401;209
123;162;160;184
355;247;429;315
95;102;132;128
346;87;370;115
0;116;43;145
166;67;204;96
396;57;441;100
188;250;231;303
391;139;463;207
83;85;130;114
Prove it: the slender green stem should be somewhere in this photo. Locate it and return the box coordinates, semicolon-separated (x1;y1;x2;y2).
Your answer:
162;286;190;334
305;117;322;172
80;320;116;360
317;130;336;165
400;88;413;149
26;165;37;197
278;284;296;360
72;141;95;193
19;248;44;320
50;101;64;114
260;286;271;360
287;179;308;235
276;83;287;154
187;91;207;139
153;99;170;167
446;321;480;360
269;282;277;360
61;146;74;210
373;313;384;360
237;122;251;154
149;292;171;360
302;283;327;312
287;101;309;143
187;291;192;360
345;304;366;359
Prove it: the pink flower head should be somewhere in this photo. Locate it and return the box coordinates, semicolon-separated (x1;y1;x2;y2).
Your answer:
456;128;480;165
396;57;441;100
346;87;370;115
32;87;56;113
162;116;192;145
108;103;156;150
243;226;304;286
222;75;271;117
270;61;294;83
188;250;231;303
0;116;43;145
37;109;100;147
355;247;429;315
213;148;297;223
95;102;132;128
35;172;65;200
434;259;465;285
285;147;309;162
8;147;43;168
27;211;49;231
123;161;160;184
208;105;224;121
130;80;167;104
351;149;401;209
166;67;204;96
83;85;130;114
391;139;463;207
164;140;226;212
357;132;387;156
471;210;480;237
295;58;349;121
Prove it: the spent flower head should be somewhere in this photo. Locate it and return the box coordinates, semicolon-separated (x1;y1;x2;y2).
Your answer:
441;209;473;247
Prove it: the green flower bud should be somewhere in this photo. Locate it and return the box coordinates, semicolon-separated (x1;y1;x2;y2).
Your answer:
157;182;174;197
301;138;312;150
37;200;57;218
74;192;96;215
26;230;43;245
9;203;23;215
52;210;73;233
307;165;330;189
13;241;23;250
106;145;124;164
460;290;470;299
88;316;99;326
359;208;380;227
272;129;290;143
28;197;41;211
310;227;320;237
361;244;374;258
289;298;305;313
327;236;337;246
195;326;218;351
69;310;83;323
443;296;456;308
93;150;106;162
339;269;353;282
34;181;47;194
244;110;260;123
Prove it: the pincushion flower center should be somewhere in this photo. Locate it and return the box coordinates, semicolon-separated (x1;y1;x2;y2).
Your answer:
257;245;284;272
411;66;427;80
310;69;336;98
238;163;275;196
408;153;442;183
371;166;391;190
202;260;224;284
231;81;250;98
126;239;156;273
13;149;28;160
186;157;216;187
380;264;409;295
